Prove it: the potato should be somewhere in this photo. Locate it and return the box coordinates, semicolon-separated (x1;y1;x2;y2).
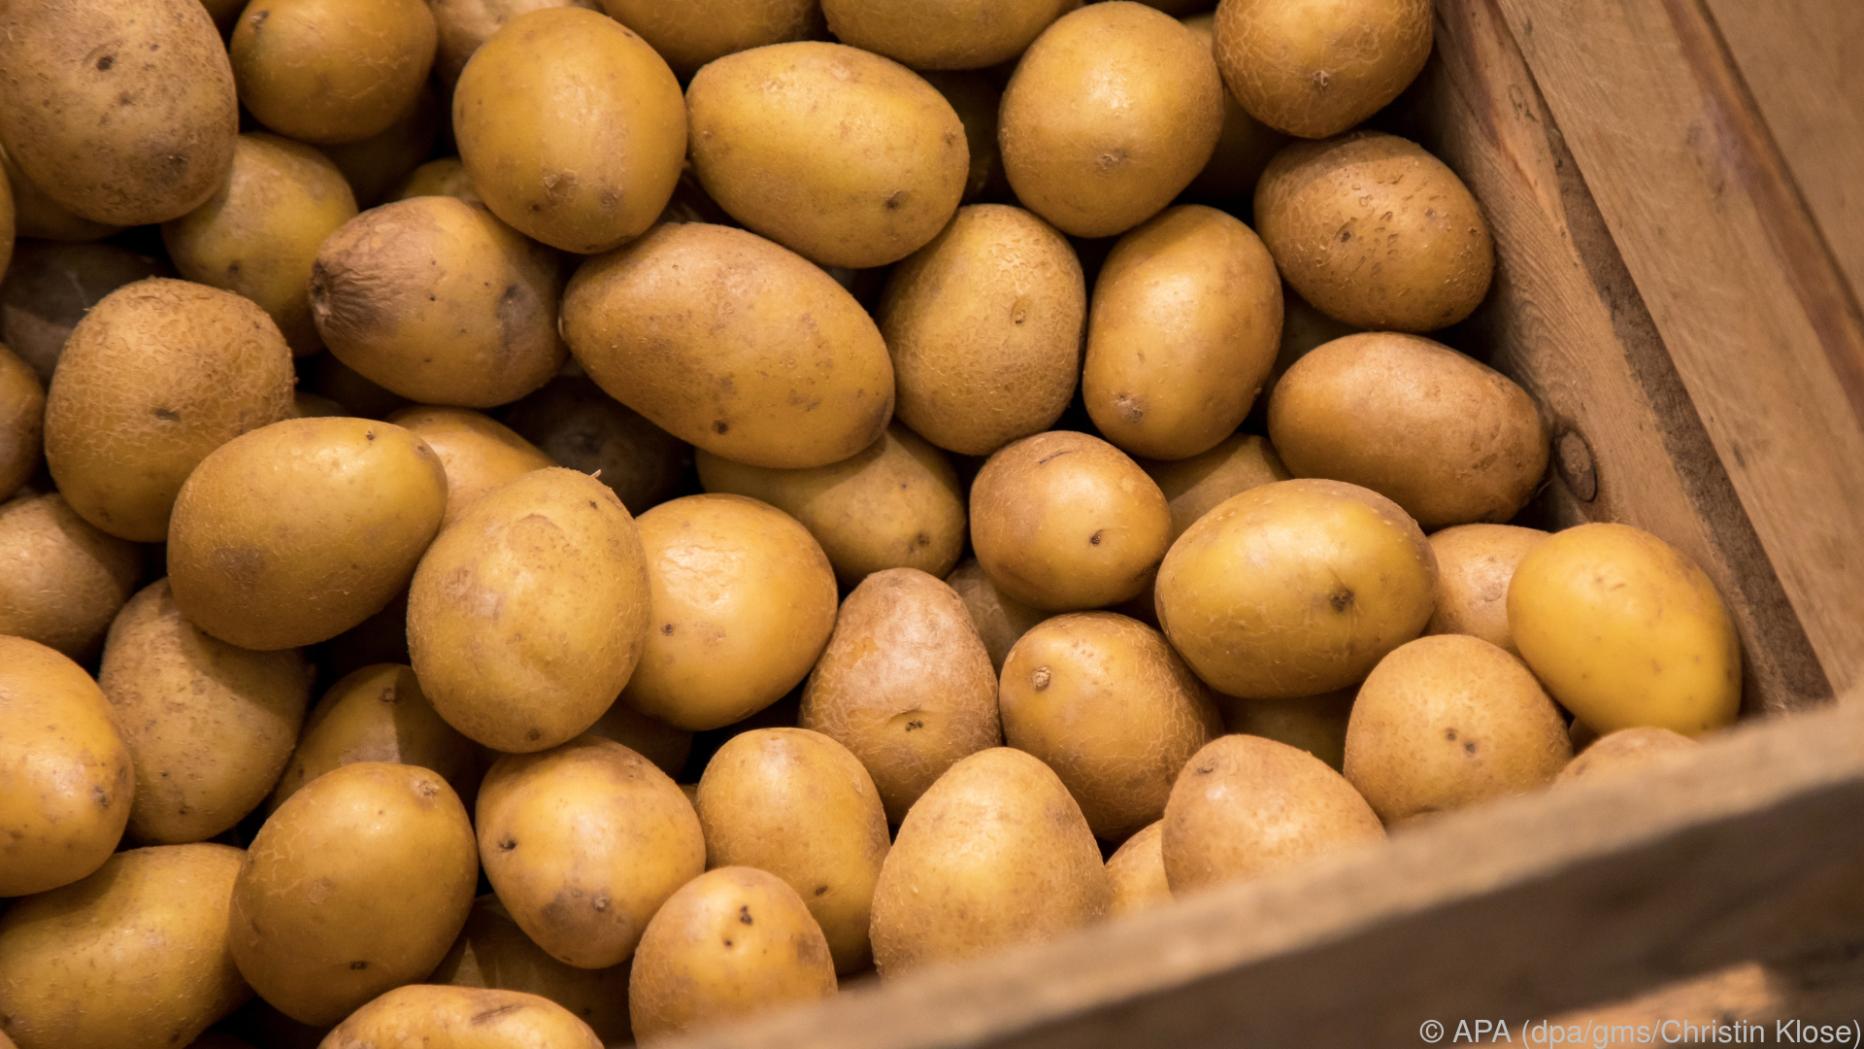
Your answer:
318;985;602;1049
880;205;1085;456
167;417;448;650
1156;479;1436;698
629;867;837;1044
1000;3;1224;237
563;224;894;469
454;7;685;253
823;0;1075;70
1145;433;1290;542
1106;821;1171;917
0;845;247;1049
432;896;628;1046
1;144;120;243
946;558;1046;673
801;569;1001;822
923;73;1007;203
1084;206;1283;460
325;88;441;208
1216;689;1354;771
0;344;42;500
100;580;314;843
695;729;890;973
298;353;412;421
1213;0;1430;138
0;241;169;381
387;408;554;526
584;701;693;780
1270;333;1549;528
970;431;1172;611
310;197;566;408
501;377;691;515
477;738;704;969
0;493;142;659
230;0;435;145
623;494;838;731
1344;636;1571;822
431;0;599;85
1509;523;1742;735
230;762;477;1025
1558;727;1699;785
687;43;967;269
409;469;651;752
1426;524;1549;654
1001;613;1222;839
392;158;481;204
44;279;296;541
0;637;132;897
869;748;1109;976
1256;132;1495;331
270;664;482;813
1163;735;1383;893
599;0;821;77
1181;14;1284;202
0;0;237;225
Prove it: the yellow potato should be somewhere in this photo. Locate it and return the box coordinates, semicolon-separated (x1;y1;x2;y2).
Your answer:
0;344;43;500
1181;13;1285;202
1509;523;1742;735
598;0;821;76
0;241;167;381
1106;821;1172;917
501;376;691;515
584;701;693;779
1216;689;1354;771
1558;727;1699;785
0;636;132;897
230;0;436;145
391;158;482;204
430;0;600;85
923;72;1007;203
324;88;442;208
945;558;1047;672
1426;524;1549;654
432;896;628;1046
1213;0;1431;138
387;408;555;526
0;493;141;659
1144;433;1291;542
318;985;602;1049
822;0;1074;69
270;664;483;813
0;845;247;1049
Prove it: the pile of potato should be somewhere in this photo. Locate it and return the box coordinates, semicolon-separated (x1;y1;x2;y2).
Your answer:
0;0;1746;1047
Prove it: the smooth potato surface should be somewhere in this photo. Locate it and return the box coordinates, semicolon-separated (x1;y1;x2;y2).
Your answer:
317;985;602;1049
1106;821;1172;917
1145;433;1291;543
230;0;436;145
1558;727;1699;785
1213;0;1432;138
431;896;628;1045
1217;689;1354;771
1426;524;1548;653
388;408;555;526
945;558;1047;673
0;493;141;659
270;664;482;812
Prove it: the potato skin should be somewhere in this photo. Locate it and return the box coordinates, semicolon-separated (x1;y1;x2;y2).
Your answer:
945;558;1046;673
1509;523;1742;736
392;158;482;204
230;0;436;145
0;241;168;381
325;88;442;208
563;224;894;469
168;418;448;650
501;376;691;516
1256;132;1495;331
270;664;482;813
1270;333;1549;528
476;738;705;969
0;845;248;1049
100;580;314;843
454;8;685;253
1;146;119;244
1084;206;1283;460
0;344;43;500
1216;689;1354;771
801;568;1002;823
1426;524;1548;654
317;985;603;1049
1213;0;1432;138
600;0;821;76
1156;479;1436;698
1558;727;1698;785
230;762;478;1026
44;278;296;541
823;0;1075;70
585;701;693;779
1181;13;1285;202
0;0;237;225
0;637;132;897
431;896;628;1046
880;205;1085;456
1107;821;1172;917
388;408;555;526
0;493;141;659
431;0;599;85
1001;3;1224;237
870;748;1110;976
687;43;967;269
1144;433;1290;543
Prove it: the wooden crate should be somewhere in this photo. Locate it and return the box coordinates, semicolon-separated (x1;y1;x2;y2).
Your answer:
664;0;1864;1044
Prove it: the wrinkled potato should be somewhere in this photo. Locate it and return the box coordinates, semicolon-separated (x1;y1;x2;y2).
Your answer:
324;88;442;207
1107;821;1172;917
1426;524;1549;653
318;985;602;1049
823;0;1074;69
1182;14;1285;202
0;241;170;381
599;0;821;76
0;493;142;659
100;580;314;843
44;279;296;541
501;376;691;515
0;344;42;500
431;0;599;85
270;664;482;813
387;408;555;526
1145;433;1291;542
0;636;132;897
801;568;1002;823
391;158;481;204
230;0;436;145
584;701;693;779
1213;0;1432;138
945;558;1047;673
432;896;628;1045
1;144;120;243
1558;727;1699;785
923;73;1007;203
1216;689;1354;771
477;738;704;969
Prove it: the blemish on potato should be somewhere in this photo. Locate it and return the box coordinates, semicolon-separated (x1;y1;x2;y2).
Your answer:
738;905;754;925
1031;666;1051;691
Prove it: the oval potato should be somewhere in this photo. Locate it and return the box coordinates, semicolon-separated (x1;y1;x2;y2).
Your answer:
945;558;1046;673
0;493;141;659
318;985;602;1049
1106;821;1171;917
431;896;628;1045
387;407;555;526
1212;0;1432;138
270;664;482;812
230;0;436;145
1558;727;1699;785
1426;524;1548;653
1144;433;1290;543
1216;689;1354;771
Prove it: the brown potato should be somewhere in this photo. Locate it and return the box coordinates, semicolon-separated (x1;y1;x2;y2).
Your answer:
1558;727;1699;785
1084;206;1283;459
270;664;482;813
391;158;481;204
945;558;1046;673
880;205;1085;456
1256;132;1495;331
432;896;628;1045
0;344;42;500
230;0;436;145
387;407;555;526
923;73;1007;203
1001;3;1224;237
599;0;821;76
1106;821;1172;917
1144;433;1291;542
0;145;119;243
0;493;142;659
324;88;442;208
801;568;1002;823
1214;0;1430;138
1426;524;1549;653
1181;14;1285;202
0;241;167;380
431;0;599;85
44;278;296;541
822;0;1073;69
501;376;690;516
584;701;693;779
1216;689;1354;771
318;985;602;1049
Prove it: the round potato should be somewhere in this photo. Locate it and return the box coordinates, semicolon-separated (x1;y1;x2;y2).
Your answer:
1084;206;1283;460
1344;635;1572;822
585;700;693;779
477;738;704;969
1558;727;1699;785
454;7;685;253
324;88;442;208
1426;524;1549;653
881;205;1085;456
167;417;448;650
230;762;478;1026
801;568;1002;822
1270;333;1549;528
1163;735;1384;894
601;0;821;76
431;0;599;85
432;896;628;1045
1182;14;1285;202
924;73;1007;203
687;43;967;269
0;344;43;500
1213;0;1431;138
230;0;436;145
1216;689;1354;771
311;197;566;408
1256;132;1495;331
1001;613;1223;839
696;729;891;973
0;845;247;1049
0;637;132;897
44;278;296;541
409;468;651;752
623;494;839;730
1509;523;1742;735
1145;433;1291;542
870;748;1109;976
629;867;837;1044
387;408;555;526
319;985;602;1049
1156;479;1436;698
392;158;481;204
1000;3;1224;237
270;664;482;812
1107;821;1172;917
945;558;1046;673
0;0;237;225
100;580;314;843
0;241;169;381
501;376;691;516
0;493;142;659
563;223;894;469
970;431;1172;611
826;0;1073;70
